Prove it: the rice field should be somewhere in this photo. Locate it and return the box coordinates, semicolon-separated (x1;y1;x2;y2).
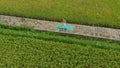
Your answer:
0;0;120;28
0;24;120;67
0;0;120;67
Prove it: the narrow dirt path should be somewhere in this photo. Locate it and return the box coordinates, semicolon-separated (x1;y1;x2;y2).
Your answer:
0;15;120;41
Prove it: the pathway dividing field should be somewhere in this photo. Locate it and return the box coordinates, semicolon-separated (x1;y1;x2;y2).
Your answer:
0;15;120;41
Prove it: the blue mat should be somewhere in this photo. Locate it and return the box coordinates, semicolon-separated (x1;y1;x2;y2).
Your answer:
55;23;74;31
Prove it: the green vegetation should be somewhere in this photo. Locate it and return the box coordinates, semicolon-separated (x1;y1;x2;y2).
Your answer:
0;0;120;67
0;0;120;28
0;24;120;67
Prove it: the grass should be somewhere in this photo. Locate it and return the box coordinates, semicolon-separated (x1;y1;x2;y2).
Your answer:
0;24;120;67
0;0;120;28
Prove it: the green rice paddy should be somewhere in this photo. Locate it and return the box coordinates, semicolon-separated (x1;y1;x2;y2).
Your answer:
0;0;120;67
0;0;120;28
0;24;120;67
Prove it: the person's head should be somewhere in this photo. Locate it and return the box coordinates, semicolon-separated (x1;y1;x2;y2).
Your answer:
62;18;66;23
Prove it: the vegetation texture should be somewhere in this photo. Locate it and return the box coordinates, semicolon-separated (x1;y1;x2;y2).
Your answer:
0;0;120;28
0;24;120;68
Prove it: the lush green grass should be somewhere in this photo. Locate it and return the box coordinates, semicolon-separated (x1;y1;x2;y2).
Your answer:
0;0;120;28
0;24;120;67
